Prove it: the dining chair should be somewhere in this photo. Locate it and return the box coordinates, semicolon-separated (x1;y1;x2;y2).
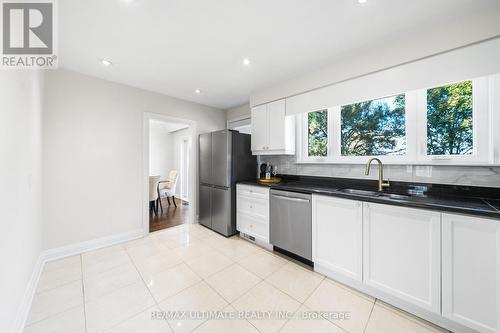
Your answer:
157;170;179;214
149;175;161;215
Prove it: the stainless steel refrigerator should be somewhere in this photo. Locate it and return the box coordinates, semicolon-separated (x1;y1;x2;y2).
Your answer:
199;130;256;236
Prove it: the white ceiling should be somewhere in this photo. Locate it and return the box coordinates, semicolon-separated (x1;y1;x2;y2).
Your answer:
150;120;189;133
59;0;500;109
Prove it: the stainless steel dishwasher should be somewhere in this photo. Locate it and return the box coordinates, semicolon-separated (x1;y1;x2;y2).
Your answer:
270;189;312;261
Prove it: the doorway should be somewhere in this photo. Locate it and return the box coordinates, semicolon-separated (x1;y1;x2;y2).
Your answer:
144;113;196;234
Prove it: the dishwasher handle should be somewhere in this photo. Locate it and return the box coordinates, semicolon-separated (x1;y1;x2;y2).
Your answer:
271;194;310;203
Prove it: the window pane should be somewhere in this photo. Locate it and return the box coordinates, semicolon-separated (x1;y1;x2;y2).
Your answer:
308;110;328;157
427;81;473;155
341;95;406;156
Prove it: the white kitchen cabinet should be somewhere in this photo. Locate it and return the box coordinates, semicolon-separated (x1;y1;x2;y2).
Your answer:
251;99;295;155
442;213;500;333
363;202;441;314
250;104;268;152
312;195;363;281
236;184;270;243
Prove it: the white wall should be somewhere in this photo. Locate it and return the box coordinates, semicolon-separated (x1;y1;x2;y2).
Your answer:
170;128;191;200
0;71;44;333
42;69;225;250
149;125;173;179
251;16;500;106
226;103;250;121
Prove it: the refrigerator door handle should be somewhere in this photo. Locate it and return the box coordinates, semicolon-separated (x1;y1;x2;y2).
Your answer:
212;185;229;190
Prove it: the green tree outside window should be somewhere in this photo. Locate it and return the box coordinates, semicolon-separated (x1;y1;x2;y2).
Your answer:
427;81;473;155
308;110;328;157
341;95;406;156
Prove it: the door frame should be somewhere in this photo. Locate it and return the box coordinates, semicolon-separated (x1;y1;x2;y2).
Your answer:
142;112;197;235
179;137;190;201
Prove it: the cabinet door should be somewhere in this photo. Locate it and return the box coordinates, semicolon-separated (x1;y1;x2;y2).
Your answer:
211;186;232;236
363;203;441;313
199;184;211;228
267;99;286;150
442;213;500;333
198;133;212;184
312;195;362;281
251;104;268;151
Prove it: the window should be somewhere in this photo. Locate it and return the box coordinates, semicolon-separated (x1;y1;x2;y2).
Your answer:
297;76;493;165
426;81;473;156
340;95;406;156
308;110;328;157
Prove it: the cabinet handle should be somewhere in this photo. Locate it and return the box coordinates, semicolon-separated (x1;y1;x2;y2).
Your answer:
250;205;253;208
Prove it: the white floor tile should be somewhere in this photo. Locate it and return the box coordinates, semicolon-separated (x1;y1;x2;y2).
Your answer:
85;281;156;333
238;249;288;279
279;305;344;333
83;261;142;302
192;305;259;333
232;281;301;333
172;242;216;262
147;263;202;302
266;261;323;303
104;306;172;333
125;241;170;261
304;279;374;333
185;251;234;279
27;280;83;325
82;246;131;276
365;301;448;333
158;281;228;333
36;257;82;293
205;264;261;302
132;250;183;281
23;306;85;333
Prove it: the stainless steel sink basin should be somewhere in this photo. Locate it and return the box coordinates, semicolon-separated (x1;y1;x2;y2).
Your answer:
338;188;411;200
338;188;381;196
379;193;411;200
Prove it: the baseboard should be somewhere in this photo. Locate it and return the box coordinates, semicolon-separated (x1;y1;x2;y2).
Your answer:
10;228;145;333
41;228;145;263
10;255;44;333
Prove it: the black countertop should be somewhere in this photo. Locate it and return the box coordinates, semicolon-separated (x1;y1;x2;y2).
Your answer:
238;175;500;219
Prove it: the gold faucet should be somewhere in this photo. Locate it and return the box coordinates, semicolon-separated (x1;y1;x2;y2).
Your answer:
365;158;390;191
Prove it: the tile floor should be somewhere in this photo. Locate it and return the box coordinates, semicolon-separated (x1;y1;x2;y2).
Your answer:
24;223;450;333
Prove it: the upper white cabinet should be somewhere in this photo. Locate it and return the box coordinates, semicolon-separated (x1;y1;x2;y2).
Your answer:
312;195;363;282
363;203;441;314
251;99;295;155
442;213;500;333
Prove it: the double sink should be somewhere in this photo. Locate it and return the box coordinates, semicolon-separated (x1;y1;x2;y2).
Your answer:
338;188;412;201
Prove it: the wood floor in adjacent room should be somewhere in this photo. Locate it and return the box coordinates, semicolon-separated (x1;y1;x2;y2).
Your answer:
149;198;190;233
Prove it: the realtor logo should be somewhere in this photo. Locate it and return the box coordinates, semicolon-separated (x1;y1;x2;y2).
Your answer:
1;0;57;68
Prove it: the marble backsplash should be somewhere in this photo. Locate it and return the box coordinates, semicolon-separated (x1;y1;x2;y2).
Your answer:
258;155;500;188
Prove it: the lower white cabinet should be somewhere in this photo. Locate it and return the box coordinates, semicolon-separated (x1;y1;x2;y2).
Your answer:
363;202;441;314
312;195;363;281
442;213;500;333
236;184;270;243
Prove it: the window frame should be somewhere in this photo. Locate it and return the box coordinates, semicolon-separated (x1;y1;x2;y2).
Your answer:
296;76;494;165
297;108;334;163
415;77;491;164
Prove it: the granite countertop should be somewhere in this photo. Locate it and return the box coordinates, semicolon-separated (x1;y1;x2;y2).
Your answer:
238;175;500;219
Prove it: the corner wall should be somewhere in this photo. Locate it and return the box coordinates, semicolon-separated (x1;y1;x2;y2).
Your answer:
0;71;44;333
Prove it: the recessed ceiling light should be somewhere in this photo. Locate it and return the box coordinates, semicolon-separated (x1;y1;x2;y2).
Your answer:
357;0;367;3
242;58;251;66
194;89;201;94
100;59;112;66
